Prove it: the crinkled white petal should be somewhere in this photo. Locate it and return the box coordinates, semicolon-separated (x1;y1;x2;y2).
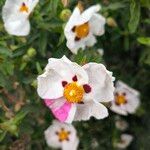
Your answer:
37;70;64;99
2;0;39;36
89;13;106;36
74;100;108;121
115;134;133;149
45;120;78;150
83;63;115;102
37;56;88;99
46;56;89;85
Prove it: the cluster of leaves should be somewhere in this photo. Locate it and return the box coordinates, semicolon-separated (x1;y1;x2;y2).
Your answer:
0;0;149;149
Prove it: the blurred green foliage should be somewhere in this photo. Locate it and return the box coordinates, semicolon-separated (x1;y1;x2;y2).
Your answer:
0;0;150;149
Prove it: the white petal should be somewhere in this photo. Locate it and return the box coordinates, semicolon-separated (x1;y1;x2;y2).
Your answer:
79;4;101;24
74;100;108;121
125;97;140;114
28;0;39;13
85;35;97;47
89;13;106;36
47;56;88;85
83;63;115;102
37;70;64;99
4;19;30;36
110;102;128;116
64;7;81;31
62;137;79;150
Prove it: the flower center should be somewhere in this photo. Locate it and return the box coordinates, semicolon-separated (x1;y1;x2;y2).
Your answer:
19;3;29;13
115;94;127;105
75;22;89;38
56;128;70;142
64;82;84;103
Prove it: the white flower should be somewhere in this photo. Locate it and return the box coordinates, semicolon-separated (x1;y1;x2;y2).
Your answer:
110;81;140;115
115;117;128;131
97;48;104;56
45;120;79;150
115;134;133;149
64;4;106;54
37;56;115;123
2;0;39;36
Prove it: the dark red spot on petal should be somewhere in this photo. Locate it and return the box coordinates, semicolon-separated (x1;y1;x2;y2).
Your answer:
71;26;76;32
83;84;91;93
122;92;126;96
75;36;81;41
72;75;78;82
115;92;118;96
62;81;68;87
78;101;84;104
22;2;26;6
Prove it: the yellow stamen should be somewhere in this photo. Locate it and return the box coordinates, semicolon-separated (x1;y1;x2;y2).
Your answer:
64;82;84;103
19;3;29;13
75;22;89;39
57;128;70;141
115;94;127;105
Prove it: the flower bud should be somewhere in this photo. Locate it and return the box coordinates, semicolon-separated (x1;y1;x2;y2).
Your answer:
22;54;30;62
107;17;117;27
31;80;37;88
27;47;37;58
60;9;71;21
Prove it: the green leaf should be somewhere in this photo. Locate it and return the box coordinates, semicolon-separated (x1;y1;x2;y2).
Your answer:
38;31;48;57
103;2;126;11
128;0;141;33
140;49;150;66
137;37;150;46
0;131;7;142
0;46;12;57
36;61;43;74
13;110;29;125
140;0;150;8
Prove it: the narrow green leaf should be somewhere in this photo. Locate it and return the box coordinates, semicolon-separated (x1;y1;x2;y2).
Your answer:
128;0;141;33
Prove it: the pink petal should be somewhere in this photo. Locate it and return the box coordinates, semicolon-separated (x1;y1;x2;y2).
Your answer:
44;99;73;122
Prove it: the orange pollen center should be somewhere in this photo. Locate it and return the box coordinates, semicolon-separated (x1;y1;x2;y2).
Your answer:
115;95;126;105
64;82;84;103
57;129;70;141
19;3;29;13
75;22;89;38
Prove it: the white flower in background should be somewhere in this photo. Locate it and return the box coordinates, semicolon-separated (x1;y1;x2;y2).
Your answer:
115;117;128;131
115;134;133;149
64;4;106;54
97;48;104;56
37;56;115;123
110;81;140;115
2;0;39;36
45;120;79;150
